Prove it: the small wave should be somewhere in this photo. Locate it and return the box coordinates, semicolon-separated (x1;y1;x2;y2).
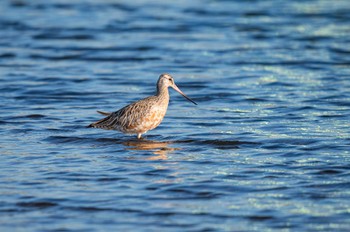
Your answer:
16;201;58;209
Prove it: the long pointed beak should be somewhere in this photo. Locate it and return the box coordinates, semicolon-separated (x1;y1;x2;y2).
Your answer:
172;84;197;105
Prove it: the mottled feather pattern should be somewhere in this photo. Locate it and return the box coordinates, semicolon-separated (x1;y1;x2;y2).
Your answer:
89;96;168;133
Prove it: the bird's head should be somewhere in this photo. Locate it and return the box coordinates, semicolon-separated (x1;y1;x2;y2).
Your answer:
157;73;197;105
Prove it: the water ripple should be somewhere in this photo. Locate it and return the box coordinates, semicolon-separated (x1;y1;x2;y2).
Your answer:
1;0;350;231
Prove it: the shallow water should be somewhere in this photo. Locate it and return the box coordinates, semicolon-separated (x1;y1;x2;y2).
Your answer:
1;0;350;231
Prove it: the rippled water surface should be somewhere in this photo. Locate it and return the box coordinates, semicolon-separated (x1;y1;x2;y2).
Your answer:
1;0;350;231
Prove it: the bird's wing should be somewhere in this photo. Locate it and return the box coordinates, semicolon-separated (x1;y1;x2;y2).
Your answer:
88;96;157;130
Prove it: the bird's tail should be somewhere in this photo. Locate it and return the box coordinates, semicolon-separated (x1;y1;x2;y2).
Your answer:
87;111;113;129
97;110;111;116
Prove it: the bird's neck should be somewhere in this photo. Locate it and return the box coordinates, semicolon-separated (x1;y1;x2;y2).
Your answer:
156;85;169;101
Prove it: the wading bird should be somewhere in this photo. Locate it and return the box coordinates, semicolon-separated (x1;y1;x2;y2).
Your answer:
88;73;197;139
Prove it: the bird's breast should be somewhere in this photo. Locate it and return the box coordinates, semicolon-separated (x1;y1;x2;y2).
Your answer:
121;99;168;134
143;102;168;129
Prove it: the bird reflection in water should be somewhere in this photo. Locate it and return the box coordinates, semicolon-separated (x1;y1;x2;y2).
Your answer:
123;139;180;160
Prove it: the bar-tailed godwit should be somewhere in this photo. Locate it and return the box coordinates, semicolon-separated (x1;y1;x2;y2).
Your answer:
88;73;197;139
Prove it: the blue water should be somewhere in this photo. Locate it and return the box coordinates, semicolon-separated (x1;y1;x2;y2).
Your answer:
1;0;350;231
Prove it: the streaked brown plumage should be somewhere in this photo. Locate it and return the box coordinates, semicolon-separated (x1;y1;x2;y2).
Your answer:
88;73;197;139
